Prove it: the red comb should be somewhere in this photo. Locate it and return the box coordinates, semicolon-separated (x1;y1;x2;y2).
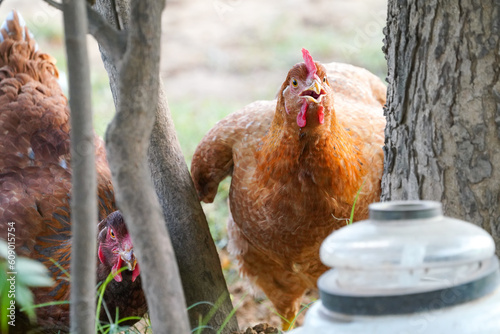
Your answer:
302;48;317;79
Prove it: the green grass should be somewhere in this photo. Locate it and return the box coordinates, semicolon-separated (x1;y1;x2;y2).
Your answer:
91;72;115;137
169;99;239;253
190;292;243;334
14;263;150;334
201;180;231;249
348;179;367;225
235;10;387;80
169;98;243;163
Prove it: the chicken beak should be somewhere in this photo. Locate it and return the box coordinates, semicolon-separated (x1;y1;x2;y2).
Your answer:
120;249;137;271
300;79;325;104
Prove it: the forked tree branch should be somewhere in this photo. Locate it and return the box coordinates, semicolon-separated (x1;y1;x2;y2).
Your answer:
86;5;126;61
103;0;191;331
42;0;63;11
43;0;126;63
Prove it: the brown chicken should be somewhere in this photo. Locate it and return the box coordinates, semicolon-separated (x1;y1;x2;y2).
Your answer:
0;11;145;332
191;49;386;329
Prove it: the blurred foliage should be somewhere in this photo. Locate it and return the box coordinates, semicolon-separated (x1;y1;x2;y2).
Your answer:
169;99;243;162
91;73;115;137
0;239;54;333
249;13;387;80
33;19;63;42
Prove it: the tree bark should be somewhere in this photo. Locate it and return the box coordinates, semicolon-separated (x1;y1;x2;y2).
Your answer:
383;0;500;254
93;0;191;332
93;0;238;332
148;85;240;333
63;0;97;332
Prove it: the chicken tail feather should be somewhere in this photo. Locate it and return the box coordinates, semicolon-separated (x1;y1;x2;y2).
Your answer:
0;10;37;49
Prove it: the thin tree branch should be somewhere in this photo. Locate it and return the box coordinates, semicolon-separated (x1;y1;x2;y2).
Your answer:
62;0;97;332
86;4;126;62
42;0;63;11
43;0;126;63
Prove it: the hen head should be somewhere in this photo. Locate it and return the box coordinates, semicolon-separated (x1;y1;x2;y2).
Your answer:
278;48;333;129
97;211;140;283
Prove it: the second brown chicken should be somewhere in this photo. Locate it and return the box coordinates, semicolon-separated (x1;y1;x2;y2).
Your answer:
191;49;386;329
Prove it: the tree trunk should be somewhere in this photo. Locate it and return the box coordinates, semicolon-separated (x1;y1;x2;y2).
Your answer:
63;0;97;332
93;1;238;332
148;86;240;333
383;0;500;254
92;0;191;332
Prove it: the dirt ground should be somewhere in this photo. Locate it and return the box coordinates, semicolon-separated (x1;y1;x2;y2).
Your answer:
161;0;388;103
0;0;387;331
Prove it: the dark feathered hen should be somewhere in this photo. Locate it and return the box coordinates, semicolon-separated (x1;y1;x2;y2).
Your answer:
191;49;386;329
0;11;146;332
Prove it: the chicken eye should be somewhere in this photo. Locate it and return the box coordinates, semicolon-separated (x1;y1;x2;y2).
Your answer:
109;228;116;239
323;76;327;83
291;78;298;87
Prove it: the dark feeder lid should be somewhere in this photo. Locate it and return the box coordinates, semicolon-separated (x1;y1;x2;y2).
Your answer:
318;201;500;315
